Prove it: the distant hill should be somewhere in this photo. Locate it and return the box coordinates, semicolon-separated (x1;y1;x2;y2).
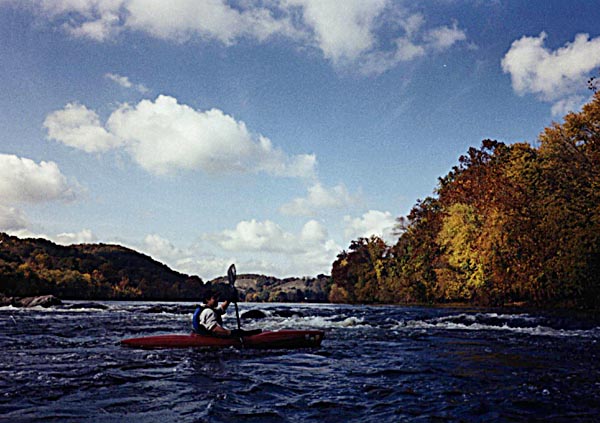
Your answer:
0;233;333;302
0;232;204;300
209;273;331;303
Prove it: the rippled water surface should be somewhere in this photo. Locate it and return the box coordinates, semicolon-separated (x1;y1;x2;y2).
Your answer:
1;302;599;422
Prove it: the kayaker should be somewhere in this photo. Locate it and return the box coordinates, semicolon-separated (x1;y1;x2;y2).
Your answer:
192;288;260;338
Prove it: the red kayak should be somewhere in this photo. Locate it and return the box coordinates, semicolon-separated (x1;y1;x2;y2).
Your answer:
121;330;324;349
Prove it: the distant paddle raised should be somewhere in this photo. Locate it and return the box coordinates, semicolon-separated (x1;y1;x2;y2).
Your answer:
227;264;242;331
227;263;237;285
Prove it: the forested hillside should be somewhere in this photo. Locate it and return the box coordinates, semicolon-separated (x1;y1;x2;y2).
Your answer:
330;92;600;309
0;233;204;300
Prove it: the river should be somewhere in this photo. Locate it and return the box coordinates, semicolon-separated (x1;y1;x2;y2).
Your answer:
1;301;599;422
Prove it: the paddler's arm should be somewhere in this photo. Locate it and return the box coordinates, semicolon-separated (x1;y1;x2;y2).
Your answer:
219;299;230;311
211;324;232;336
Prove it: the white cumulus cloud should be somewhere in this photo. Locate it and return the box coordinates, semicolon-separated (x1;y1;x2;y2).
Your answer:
141;234;239;280
502;32;600;114
54;229;96;245
300;219;327;244
285;0;387;63
344;210;397;244
357;16;466;75
207;218;340;276
0;205;28;231
280;183;357;216
175;255;236;281
23;0;126;41
30;0;297;43
286;0;466;74
14;0;466;75
124;0;298;44
142;233;186;263
45;95;316;178
424;21;467;51
0;154;77;204
210;218;338;259
105;72;149;93
0;154;81;237
44;103;123;153
550;96;587;117
69;9;121;41
3;228;97;247
213;219;302;253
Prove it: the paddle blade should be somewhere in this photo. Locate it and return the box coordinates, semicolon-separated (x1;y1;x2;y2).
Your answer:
227;264;237;286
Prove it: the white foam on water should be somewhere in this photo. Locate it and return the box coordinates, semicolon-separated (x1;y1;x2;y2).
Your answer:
1;301;121;313
434;312;540;322
0;305;20;311
393;313;600;339
259;314;372;330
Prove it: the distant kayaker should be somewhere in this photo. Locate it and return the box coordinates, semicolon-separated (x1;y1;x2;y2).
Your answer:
192;288;260;338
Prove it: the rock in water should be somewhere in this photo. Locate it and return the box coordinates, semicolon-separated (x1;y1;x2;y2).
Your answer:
63;302;108;310
241;309;267;319
18;295;62;308
0;293;13;307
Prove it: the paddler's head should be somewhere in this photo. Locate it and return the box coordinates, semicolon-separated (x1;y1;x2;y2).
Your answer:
202;289;220;307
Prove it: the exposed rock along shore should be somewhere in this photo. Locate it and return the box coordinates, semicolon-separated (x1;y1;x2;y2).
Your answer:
0;294;62;308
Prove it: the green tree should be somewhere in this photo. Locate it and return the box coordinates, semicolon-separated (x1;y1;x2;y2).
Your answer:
331;236;391;303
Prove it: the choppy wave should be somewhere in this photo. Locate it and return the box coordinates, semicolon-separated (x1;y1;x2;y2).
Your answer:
266;315;371;330
393;312;600;339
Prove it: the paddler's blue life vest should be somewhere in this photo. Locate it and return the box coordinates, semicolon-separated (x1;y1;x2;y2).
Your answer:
192;305;223;335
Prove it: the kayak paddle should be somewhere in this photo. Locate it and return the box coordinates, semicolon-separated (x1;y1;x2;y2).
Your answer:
227;264;242;331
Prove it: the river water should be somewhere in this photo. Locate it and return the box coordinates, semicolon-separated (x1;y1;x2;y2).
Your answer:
1;301;599;422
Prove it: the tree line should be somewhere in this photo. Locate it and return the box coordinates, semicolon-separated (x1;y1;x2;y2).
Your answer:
330;92;600;309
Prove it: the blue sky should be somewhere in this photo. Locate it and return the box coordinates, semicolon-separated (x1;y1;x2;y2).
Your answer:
1;0;599;279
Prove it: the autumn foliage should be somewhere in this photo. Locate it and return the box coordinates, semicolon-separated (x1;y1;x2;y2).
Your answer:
331;92;600;308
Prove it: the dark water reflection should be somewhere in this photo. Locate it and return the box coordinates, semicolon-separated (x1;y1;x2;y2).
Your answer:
1;302;599;422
